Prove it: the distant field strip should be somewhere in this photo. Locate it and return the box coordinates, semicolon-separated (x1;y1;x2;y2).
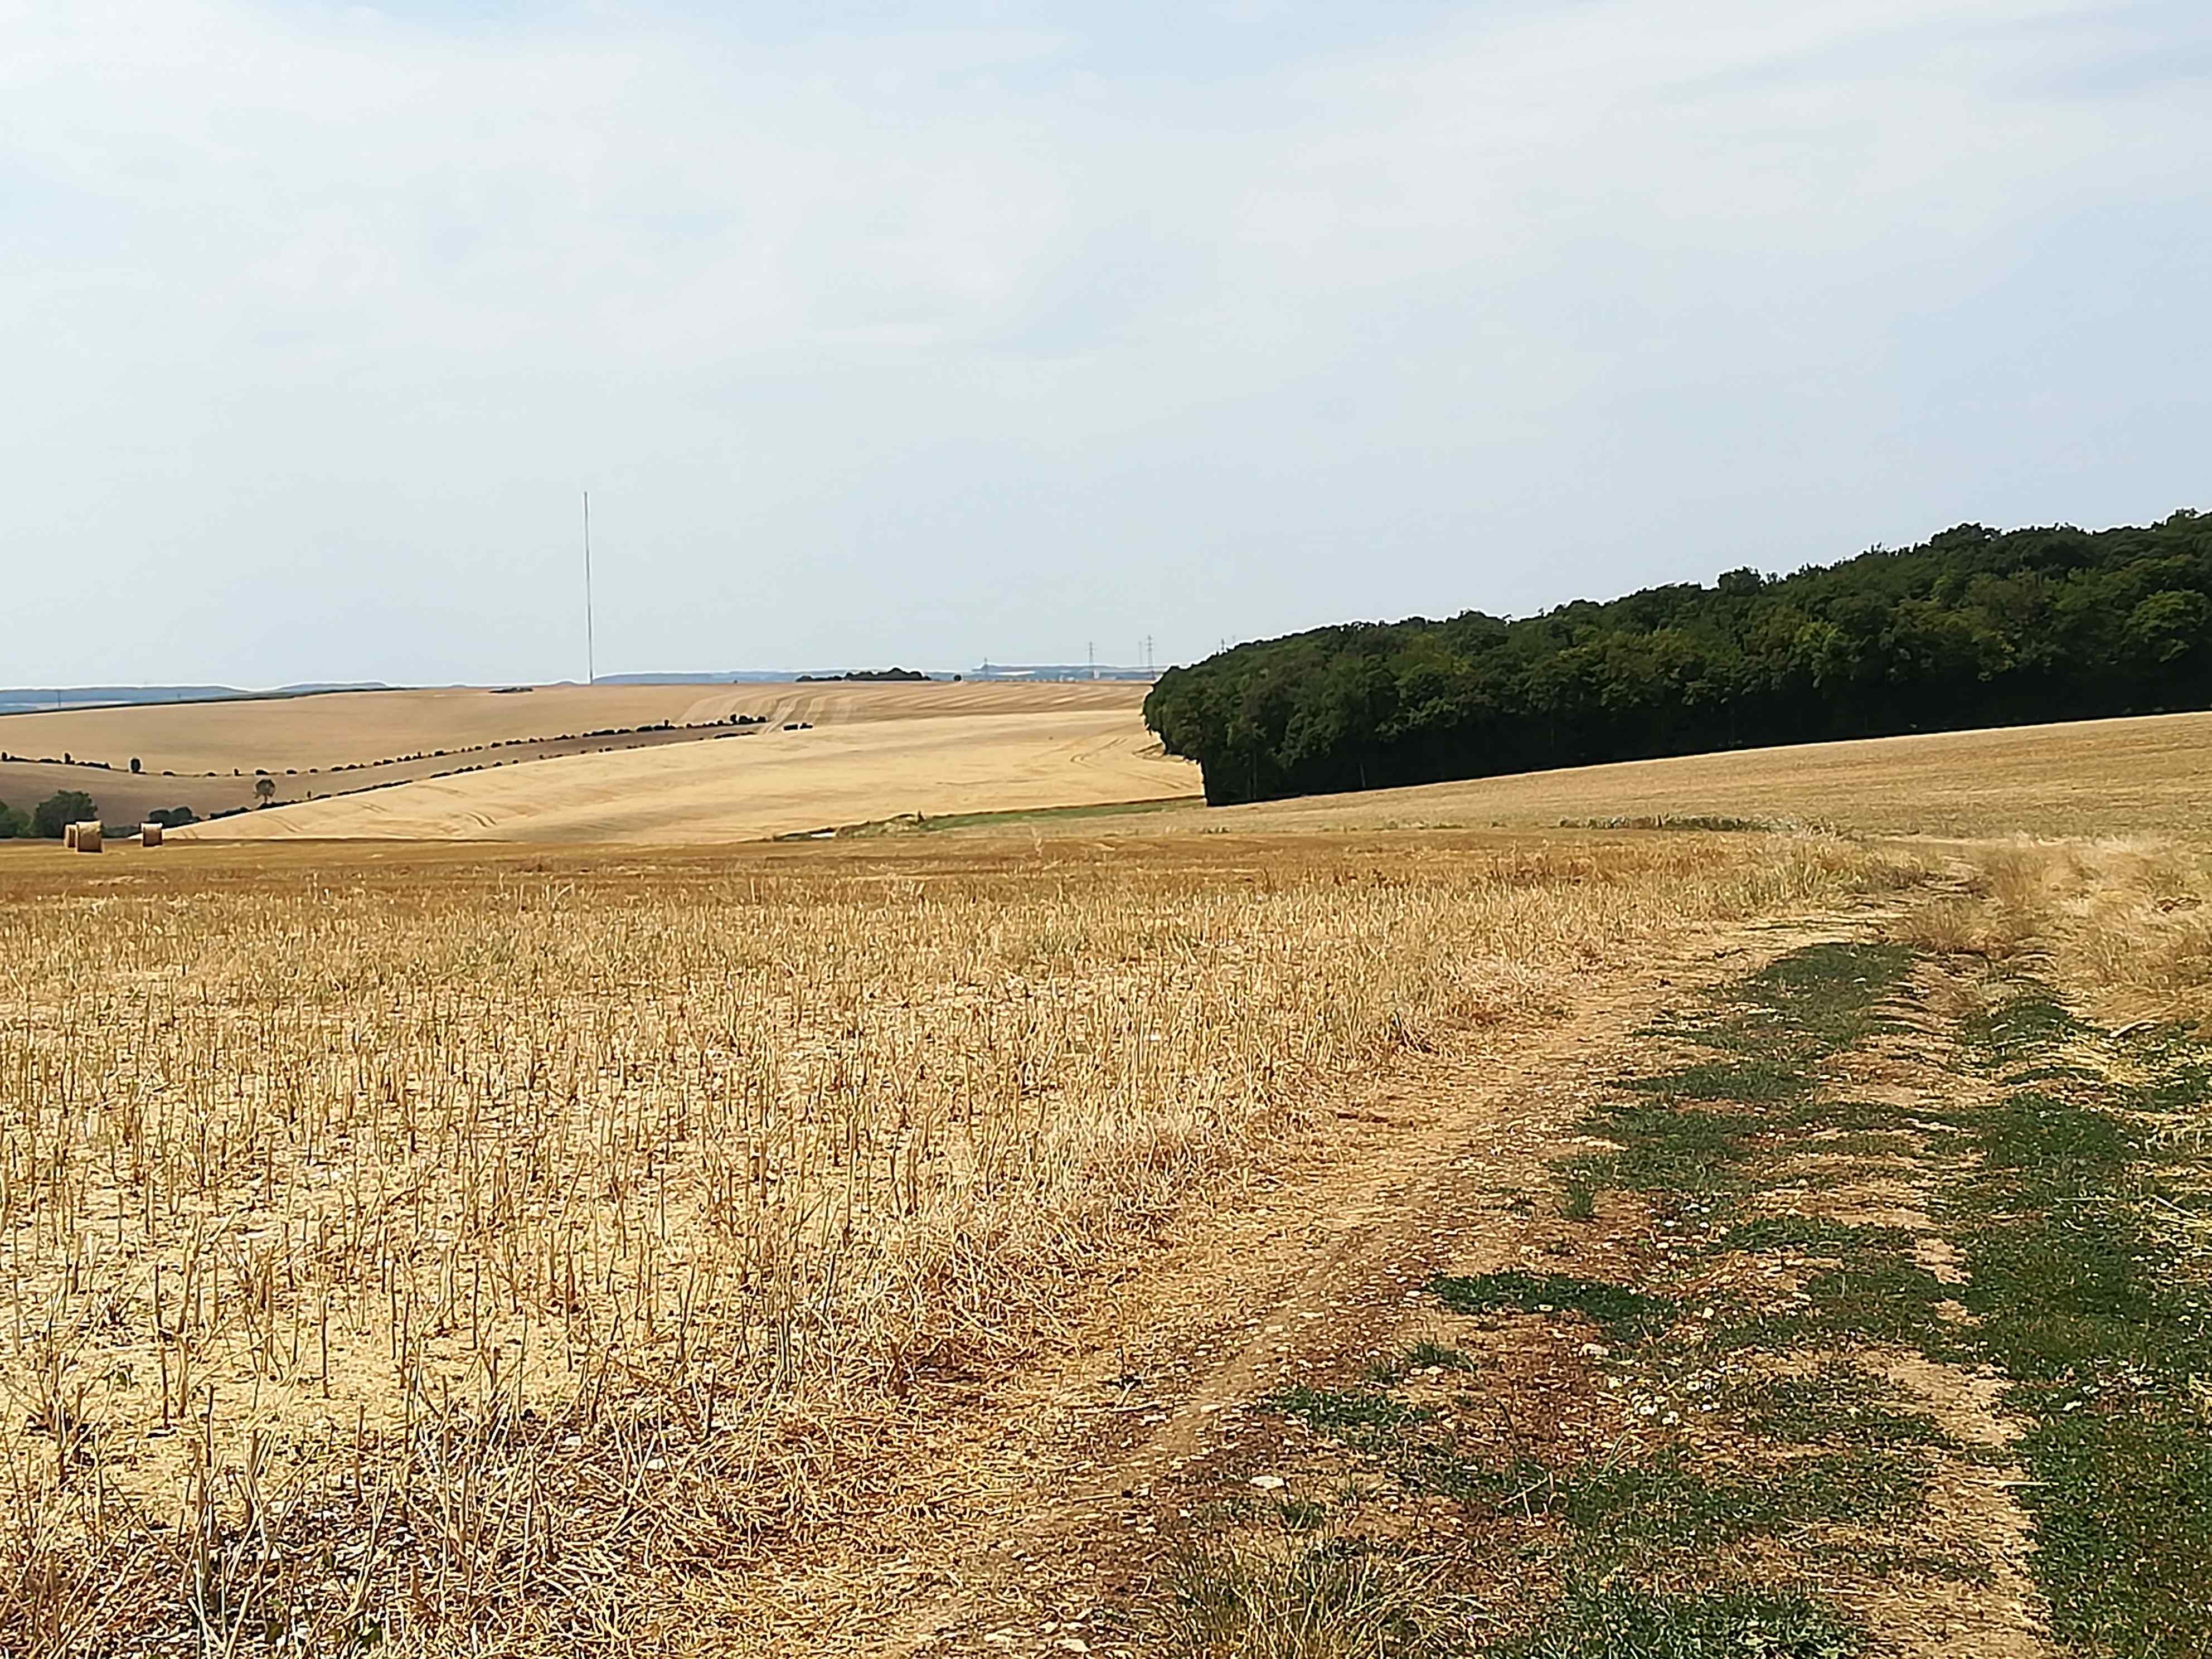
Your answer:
0;680;1149;775
1106;710;2212;842
180;709;1196;842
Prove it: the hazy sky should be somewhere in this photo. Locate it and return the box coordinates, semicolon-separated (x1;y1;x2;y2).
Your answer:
7;1;2209;685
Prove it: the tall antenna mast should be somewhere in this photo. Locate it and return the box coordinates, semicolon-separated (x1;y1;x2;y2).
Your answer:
583;490;595;686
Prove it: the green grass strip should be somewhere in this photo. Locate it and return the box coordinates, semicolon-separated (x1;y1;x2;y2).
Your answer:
1429;1270;1671;1341
1953;984;2212;1658
1506;1584;1862;1658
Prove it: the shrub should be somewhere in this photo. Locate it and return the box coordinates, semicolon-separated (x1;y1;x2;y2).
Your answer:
31;790;96;839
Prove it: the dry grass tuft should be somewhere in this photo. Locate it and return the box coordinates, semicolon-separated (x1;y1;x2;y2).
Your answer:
1155;1525;1459;1658
1922;838;2212;1029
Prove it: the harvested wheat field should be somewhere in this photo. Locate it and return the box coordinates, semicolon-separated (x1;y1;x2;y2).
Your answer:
179;707;1195;842
0;680;1148;778
8;726;2212;1657
0;828;1927;1651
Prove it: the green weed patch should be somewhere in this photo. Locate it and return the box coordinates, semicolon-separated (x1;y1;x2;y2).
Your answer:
1505;1584;1862;1659
1627;1058;1810;1104
1723;1364;1954;1451
1370;1341;1478;1385
1547;1449;1923;1561
1270;1385;1432;1446
1429;1271;1671;1341
1721;1258;1959;1353
1718;1217;1917;1256
1568;1105;1755;1196
1953;982;2212;1657
1580;943;1919;1217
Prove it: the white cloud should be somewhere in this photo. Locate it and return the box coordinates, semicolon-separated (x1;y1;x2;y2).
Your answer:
2;0;2206;682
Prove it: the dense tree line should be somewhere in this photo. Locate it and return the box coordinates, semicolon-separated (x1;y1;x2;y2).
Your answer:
0;790;96;838
1145;512;2212;806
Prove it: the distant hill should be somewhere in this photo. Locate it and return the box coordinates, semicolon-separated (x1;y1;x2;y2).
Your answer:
591;672;809;685
0;686;242;715
1145;512;2212;806
593;671;957;685
0;683;390;716
971;664;1157;682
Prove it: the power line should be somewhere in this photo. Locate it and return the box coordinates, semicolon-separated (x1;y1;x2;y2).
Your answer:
583;490;596;687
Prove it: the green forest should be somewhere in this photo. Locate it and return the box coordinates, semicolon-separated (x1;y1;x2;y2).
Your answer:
1144;512;2212;806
